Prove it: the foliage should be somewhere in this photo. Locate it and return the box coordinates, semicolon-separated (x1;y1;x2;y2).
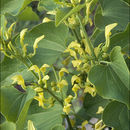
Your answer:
0;0;129;130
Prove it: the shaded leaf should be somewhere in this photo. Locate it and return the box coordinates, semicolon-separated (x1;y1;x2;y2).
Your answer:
0;0;32;15
21;22;69;66
88;46;129;108
83;94;109;118
27;104;63;130
103;101;130;130
0;121;16;130
95;0;129;30
109;23;130;54
51;124;65;130
38;0;58;11
18;7;39;21
0;86;36;130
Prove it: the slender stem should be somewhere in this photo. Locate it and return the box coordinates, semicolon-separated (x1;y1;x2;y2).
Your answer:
71;29;80;43
21;58;39;80
77;14;95;58
65;115;73;130
52;65;59;82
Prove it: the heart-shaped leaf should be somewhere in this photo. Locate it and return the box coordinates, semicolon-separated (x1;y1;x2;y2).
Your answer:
88;46;129;108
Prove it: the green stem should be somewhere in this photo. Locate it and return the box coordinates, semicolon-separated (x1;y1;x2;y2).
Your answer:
65;114;73;130
77;14;95;58
52;65;59;82
71;29;80;43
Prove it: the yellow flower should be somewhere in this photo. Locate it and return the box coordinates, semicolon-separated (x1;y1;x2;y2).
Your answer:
42;75;50;88
72;60;82;68
47;11;56;15
34;92;44;108
42;17;51;23
84;85;96;97
34;87;43;92
27;120;36;130
32;35;45;56
68;41;80;49
57;80;68;89
82;120;88;130
28;65;41;84
11;75;26;90
64;95;73;105
72;84;80;98
7;22;16;38
71;75;81;85
40;64;50;75
20;28;28;47
64;48;77;59
42;75;50;82
63;104;71;114
95;120;106;130
68;41;84;55
59;68;69;80
22;44;28;57
103;23;118;52
96;106;104;114
82;39;91;55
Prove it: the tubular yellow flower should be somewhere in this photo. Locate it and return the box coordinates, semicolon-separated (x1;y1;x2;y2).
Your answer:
11;75;26;90
68;41;80;49
95;120;106;130
72;84;80;98
34;87;43;92
103;23;118;52
72;60;82;68
34;92;44;107
64;95;73;105
82;120;88;130
7;22;16;38
47;11;56;15
31;35;45;56
96;106;104;114
84;85;96;97
22;44;28;57
28;65;41;83
40;64;50;76
28;120;36;130
20;28;28;47
59;68;69;80
42;75;50;88
57;80;68;89
64;48;77;59
28;65;40;73
42;17;51;23
63;104;72;115
71;75;81;85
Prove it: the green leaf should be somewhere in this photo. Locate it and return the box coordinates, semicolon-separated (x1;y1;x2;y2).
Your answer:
75;107;91;125
83;94;109;118
21;22;69;66
38;0;58;11
102;101;130;130
55;3;86;27
0;0;32;15
51;124;65;130
88;46;129;108
0;57;23;83
0;121;16;130
27;104;63;130
18;7;39;21
0;86;36;130
95;0;129;30
109;23;130;54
